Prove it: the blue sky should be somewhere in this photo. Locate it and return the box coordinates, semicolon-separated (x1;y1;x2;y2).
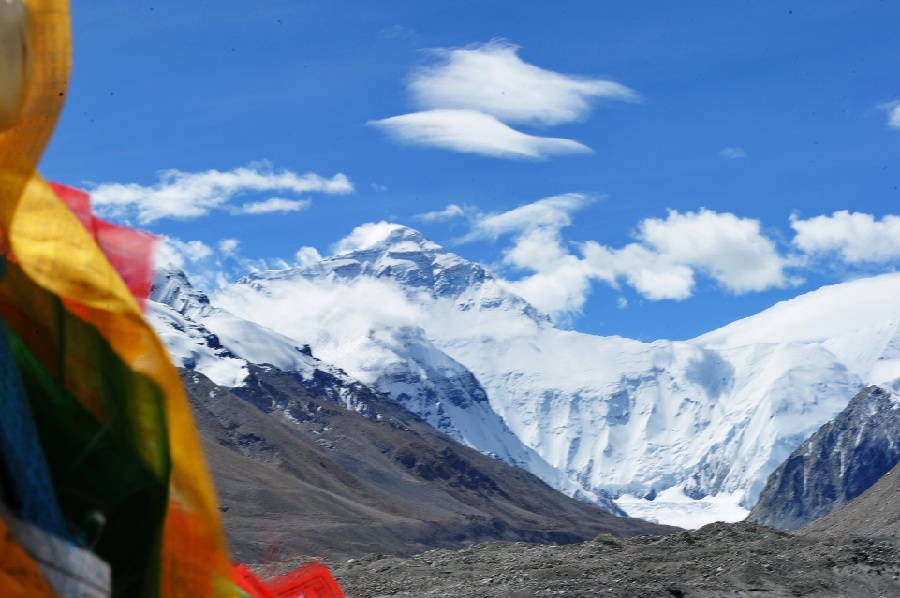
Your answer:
42;0;900;341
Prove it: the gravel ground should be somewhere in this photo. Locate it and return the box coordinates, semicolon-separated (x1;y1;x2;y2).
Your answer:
330;522;900;597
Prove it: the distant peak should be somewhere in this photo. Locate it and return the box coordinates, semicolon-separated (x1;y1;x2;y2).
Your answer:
150;267;210;308
151;266;191;293
331;222;438;256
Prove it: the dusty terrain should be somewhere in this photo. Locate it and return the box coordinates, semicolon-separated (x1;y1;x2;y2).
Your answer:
331;521;900;597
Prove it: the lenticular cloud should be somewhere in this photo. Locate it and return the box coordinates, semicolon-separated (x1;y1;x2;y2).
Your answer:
372;40;638;159
409;40;638;125
371;109;590;159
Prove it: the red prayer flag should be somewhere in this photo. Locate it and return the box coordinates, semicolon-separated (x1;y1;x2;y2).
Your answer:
48;183;156;310
232;561;345;598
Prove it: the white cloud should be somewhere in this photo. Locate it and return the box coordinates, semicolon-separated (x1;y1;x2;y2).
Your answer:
154;234;295;293
331;221;405;255
154;235;232;292
582;242;696;301
155;237;214;271
881;101;900;129
501;224;592;308
459;198;788;319
236;197;312;214
370;109;591;159
373;40;637;159
721;147;746;159
415;203;467;222
89;164;352;224
467;193;592;240
295;246;323;268
637;210;787;294
409;40;639;125
791;211;900;264
213;276;424;382
466;194;596;316
217;238;240;257
579;210;787;300
154;236;224;291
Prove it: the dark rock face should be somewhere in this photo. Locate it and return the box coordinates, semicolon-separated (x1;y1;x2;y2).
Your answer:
801;458;900;538
182;367;675;564
748;385;900;530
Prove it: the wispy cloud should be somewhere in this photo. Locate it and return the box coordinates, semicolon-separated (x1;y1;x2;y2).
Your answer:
720;147;746;159
155;237;214;271
155;233;317;293
882;101;900;129
371;109;590;158
89;163;352;224
414;203;467;222
378;25;417;41
791;211;900;264
217;238;240;257
331;222;407;255
373;40;637;159
236;197;312;214
467;193;592;241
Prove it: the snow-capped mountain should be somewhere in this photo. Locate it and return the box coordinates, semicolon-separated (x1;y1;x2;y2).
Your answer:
151;224;900;527
150;269;386;417
149;265;615;511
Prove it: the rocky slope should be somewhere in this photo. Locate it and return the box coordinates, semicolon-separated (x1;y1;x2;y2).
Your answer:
330;457;900;598
748;384;900;530
183;367;673;563
332;522;900;597
333;440;900;597
801;457;900;539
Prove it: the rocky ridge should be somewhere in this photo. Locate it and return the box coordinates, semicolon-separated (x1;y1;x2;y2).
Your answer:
748;384;900;530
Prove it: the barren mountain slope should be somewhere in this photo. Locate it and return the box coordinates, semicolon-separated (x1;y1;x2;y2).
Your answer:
183;368;674;563
801;460;900;539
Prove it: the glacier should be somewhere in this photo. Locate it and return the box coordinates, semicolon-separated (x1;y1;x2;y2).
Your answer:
150;224;900;528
